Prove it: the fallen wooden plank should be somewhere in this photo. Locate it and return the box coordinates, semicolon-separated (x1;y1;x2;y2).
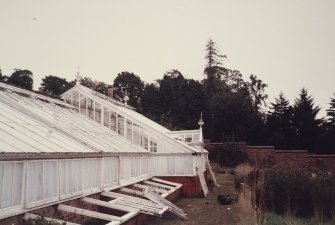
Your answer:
197;167;209;197
144;189;188;220
133;183;167;194
57;204;124;222
104;221;120;225
151;178;182;188
120;187;145;196
102;191;169;216
23;213;80;225
81;197;138;213
101;191;158;205
207;161;219;187
143;181;174;190
121;211;138;221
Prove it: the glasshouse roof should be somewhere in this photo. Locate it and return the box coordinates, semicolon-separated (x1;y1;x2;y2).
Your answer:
0;82;148;154
61;84;170;133
61;84;203;153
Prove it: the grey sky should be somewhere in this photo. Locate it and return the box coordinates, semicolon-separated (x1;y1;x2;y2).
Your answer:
0;0;334;117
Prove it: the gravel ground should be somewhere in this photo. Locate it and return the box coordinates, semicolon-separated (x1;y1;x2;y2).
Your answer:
144;172;238;225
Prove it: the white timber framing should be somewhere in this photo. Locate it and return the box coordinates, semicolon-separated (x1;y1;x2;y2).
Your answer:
23;213;80;225
144;188;187;220
119;179;187;220
133;184;167;194
143;181;175;190
101;191;168;216
197;167;209;197
57;204;124;222
81;197;138;213
206;161;219;187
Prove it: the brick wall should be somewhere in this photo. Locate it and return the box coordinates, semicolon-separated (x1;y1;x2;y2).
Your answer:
246;146;335;172
204;141;335;171
156;173;207;198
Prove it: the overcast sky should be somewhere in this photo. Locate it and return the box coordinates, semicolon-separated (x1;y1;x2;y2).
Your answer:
0;0;334;117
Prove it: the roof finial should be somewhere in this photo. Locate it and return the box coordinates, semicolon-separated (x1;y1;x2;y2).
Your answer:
198;112;204;127
75;65;81;85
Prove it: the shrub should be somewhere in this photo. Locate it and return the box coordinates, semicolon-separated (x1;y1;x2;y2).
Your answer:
264;164;335;219
212;142;248;167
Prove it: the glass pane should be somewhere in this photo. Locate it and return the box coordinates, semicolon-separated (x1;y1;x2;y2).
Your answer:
87;98;95;120
110;112;117;132
126;119;132;141
118;115;124;136
143;136;148;150
79;96;87;115
95;102;101;123
103;107;109;128
150;140;157;152
133;124;140;145
12;163;23;206
2;163;13;208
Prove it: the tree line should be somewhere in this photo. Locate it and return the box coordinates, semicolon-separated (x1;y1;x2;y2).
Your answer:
1;39;334;154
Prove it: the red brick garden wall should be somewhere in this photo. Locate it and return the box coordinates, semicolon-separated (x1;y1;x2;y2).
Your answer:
156;173;207;198
204;141;335;171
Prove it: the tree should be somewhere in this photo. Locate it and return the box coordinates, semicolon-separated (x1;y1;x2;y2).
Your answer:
266;92;294;149
292;88;322;152
0;69;6;82
211;89;263;143
7;69;33;90
319;94;335;154
171;79;209;130
79;76;108;95
39;75;73;97
202;40;267;142
248;74;268;112
326;93;335;124
205;39;226;69
141;83;161;120
113;72;144;110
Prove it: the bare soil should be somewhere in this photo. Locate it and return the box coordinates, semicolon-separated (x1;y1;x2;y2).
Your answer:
144;172;239;225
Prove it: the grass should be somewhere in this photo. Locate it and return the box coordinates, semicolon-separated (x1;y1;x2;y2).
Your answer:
264;213;335;225
234;163;335;225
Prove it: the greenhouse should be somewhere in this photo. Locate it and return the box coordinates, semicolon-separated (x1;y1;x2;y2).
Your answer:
0;82;214;225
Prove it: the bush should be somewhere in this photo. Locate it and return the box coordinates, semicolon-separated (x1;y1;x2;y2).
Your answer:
264;164;335;219
210;142;248;167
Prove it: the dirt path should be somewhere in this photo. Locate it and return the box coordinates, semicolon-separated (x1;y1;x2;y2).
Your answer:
144;172;238;225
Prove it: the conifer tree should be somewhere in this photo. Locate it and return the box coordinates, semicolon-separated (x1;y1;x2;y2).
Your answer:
326;93;335;124
266;92;294;149
292;88;321;152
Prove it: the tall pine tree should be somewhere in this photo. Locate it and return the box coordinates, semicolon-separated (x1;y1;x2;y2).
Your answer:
326;93;335;124
266;92;294;149
292;88;321;152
